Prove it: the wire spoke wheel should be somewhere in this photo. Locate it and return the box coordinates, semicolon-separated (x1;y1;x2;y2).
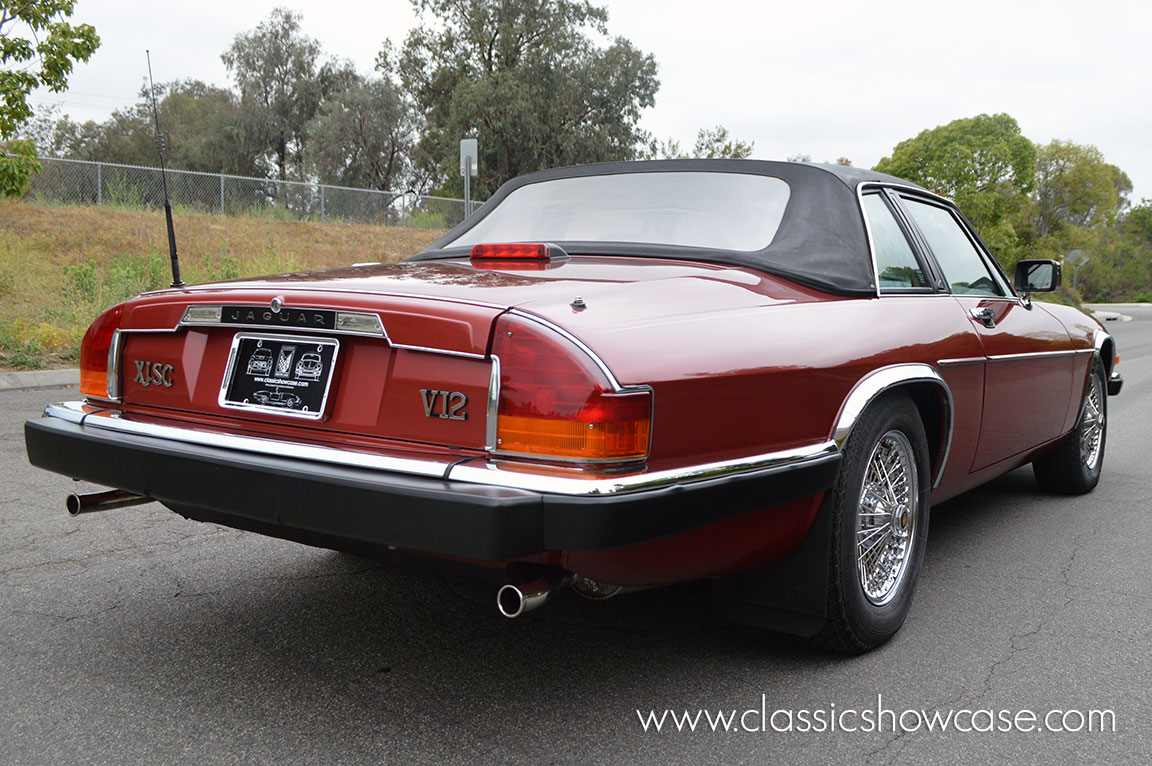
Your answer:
1033;356;1108;496
856;430;918;606
813;392;930;654
1079;371;1105;471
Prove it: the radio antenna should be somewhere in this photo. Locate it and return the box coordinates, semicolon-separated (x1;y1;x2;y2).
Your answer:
146;50;184;288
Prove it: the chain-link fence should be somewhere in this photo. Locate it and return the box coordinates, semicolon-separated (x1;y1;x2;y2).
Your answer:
23;157;470;229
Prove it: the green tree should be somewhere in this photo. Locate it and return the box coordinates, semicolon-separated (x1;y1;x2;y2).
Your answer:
222;7;354;181
1032;140;1131;237
1121;200;1152;245
645;125;754;160
307;75;413;191
874;113;1036;260
394;0;659;196
32;81;261;176
153;80;258;175
0;0;99;196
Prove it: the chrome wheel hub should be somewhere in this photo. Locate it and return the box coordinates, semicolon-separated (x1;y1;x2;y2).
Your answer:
1080;373;1105;471
857;430;918;606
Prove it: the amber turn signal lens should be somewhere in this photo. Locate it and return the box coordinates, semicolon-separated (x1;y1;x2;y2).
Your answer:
79;306;123;399
496;393;651;461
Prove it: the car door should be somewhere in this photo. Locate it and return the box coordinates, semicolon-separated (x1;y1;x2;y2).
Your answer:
894;193;1077;470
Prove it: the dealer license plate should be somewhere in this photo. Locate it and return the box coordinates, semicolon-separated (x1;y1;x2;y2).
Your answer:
219;333;339;419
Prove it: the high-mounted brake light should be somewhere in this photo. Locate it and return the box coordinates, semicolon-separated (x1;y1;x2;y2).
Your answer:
470;243;567;261
492;314;650;462
79;305;124;400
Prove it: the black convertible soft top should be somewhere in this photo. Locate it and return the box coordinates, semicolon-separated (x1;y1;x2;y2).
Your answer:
410;159;925;296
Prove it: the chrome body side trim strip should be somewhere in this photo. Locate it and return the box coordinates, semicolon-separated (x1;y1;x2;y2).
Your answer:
937;356;985;367
386;343;486;360
832;363;954;489
986;348;1093;362
43;401;837;498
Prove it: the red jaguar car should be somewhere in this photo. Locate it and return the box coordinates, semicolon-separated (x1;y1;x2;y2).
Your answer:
24;160;1122;653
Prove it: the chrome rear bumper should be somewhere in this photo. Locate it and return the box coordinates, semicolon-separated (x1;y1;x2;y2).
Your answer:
26;402;841;559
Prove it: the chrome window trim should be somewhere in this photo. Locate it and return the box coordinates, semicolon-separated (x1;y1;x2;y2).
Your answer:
832;363;954;489
854;184;883;298
43;401;837;498
856;182;957;298
891;191;1013;298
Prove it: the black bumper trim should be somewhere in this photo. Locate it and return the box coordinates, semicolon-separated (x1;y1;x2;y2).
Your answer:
25;417;840;560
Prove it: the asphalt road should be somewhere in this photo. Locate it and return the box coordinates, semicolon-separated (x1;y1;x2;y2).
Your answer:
2;307;1151;764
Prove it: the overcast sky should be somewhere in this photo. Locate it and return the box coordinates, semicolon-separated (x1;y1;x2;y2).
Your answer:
27;0;1152;203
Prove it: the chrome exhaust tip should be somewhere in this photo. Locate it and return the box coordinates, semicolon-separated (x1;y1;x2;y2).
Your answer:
66;489;151;516
497;577;569;618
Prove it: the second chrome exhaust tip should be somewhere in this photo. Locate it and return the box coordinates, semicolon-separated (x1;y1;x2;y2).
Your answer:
497;577;569;618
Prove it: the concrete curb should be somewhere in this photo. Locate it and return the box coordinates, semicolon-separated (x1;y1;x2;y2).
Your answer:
0;369;79;391
1089;310;1133;323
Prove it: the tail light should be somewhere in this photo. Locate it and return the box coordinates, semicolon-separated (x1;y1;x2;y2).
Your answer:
491;314;650;462
79;305;124;400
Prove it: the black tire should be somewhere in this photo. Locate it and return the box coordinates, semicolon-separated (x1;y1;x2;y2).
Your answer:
1033;357;1107;495
812;391;931;654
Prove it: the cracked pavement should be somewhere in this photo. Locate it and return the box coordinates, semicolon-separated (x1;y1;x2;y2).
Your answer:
2;306;1151;764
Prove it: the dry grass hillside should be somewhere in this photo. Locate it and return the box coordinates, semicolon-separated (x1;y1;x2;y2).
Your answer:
0;200;444;370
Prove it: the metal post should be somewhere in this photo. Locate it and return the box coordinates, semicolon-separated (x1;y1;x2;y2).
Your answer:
465;156;473;217
463;156;472;217
220;175;224;215
96;162;102;206
320;185;325;222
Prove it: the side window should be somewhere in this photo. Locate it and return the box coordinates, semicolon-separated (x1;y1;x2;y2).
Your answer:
862;194;929;289
900;197;1005;296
